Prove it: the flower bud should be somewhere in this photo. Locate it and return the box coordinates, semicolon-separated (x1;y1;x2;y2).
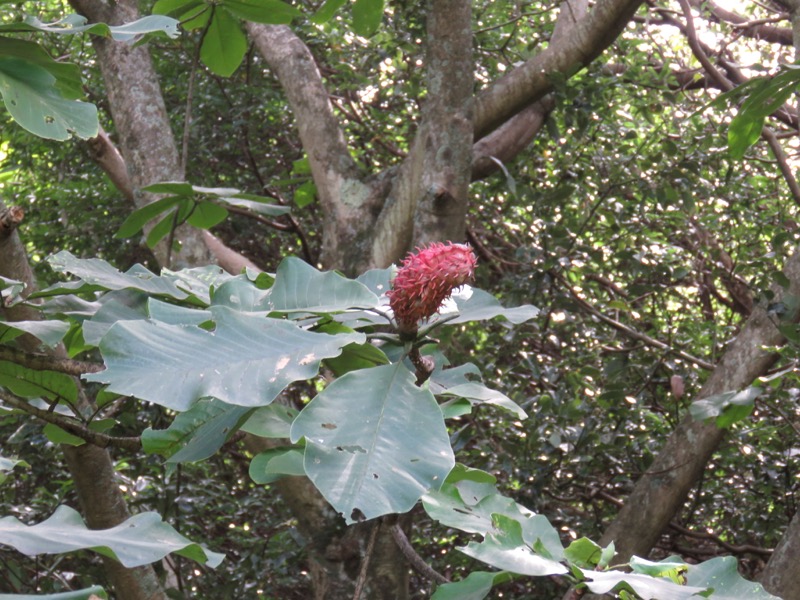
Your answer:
387;242;477;333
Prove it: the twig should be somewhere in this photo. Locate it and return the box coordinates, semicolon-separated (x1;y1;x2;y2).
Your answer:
0;347;104;376
0;390;141;451
554;272;714;370
408;346;435;385
353;520;380;600
677;0;800;205
390;523;448;585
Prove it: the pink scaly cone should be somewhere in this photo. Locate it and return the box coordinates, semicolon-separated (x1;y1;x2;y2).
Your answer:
387;242;477;335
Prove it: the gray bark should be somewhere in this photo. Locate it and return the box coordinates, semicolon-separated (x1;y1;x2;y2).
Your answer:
759;510;800;600
69;0;215;269
474;0;645;138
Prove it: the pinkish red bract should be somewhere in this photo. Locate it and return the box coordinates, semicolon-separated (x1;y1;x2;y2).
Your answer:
388;242;477;333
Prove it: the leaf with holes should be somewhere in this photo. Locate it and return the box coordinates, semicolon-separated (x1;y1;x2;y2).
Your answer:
0;505;223;568
85;306;362;411
291;362;454;523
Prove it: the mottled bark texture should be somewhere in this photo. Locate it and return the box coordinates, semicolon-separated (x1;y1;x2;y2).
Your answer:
759;510;800;599
598;246;800;562
0;200;167;600
474;0;645;139
69;0;215;269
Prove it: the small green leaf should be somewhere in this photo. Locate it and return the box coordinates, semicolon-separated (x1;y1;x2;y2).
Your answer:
222;0;301;24
293;180;317;208
187;201;229;229
0;360;78;404
43;423;85;446
311;0;347;23
689;386;761;427
352;0;385;36
249;447;305;483
153;0;202;15
146;208;181;248
201;7;247;77
116;196;183;238
564;537;603;569
0;456;29;485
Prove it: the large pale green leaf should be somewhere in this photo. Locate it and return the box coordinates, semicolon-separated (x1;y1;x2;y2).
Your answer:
684;556;778;599
241;404;298;438
578;568;707;599
291;362;454;523
0;57;97;140
0;37;83;99
142;398;253;463
0;586;107;599
82;290;150;346
430;366;527;419
459;515;568;576
270;257;379;313
21;14;180;42
431;571;512;600
211;277;272;311
432;287;539;326
689;386;761;428
85;306;363;410
201;7;247;77
423;482;530;536
217;195;292;217
0;319;69;347
41;252;188;300
0;505;224;568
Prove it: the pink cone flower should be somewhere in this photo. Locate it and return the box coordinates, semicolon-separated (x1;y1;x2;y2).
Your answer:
388;242;477;334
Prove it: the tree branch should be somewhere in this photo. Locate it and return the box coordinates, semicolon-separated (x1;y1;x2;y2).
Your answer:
475;0;645;139
390;523;449;585
0;389;141;451
677;0;800;205
0;346;104;376
555;272;715;370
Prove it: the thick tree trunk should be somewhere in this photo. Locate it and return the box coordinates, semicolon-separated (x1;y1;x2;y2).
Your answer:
0;201;167;600
759;510;800;600
597;246;800;561
69;0;215;270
